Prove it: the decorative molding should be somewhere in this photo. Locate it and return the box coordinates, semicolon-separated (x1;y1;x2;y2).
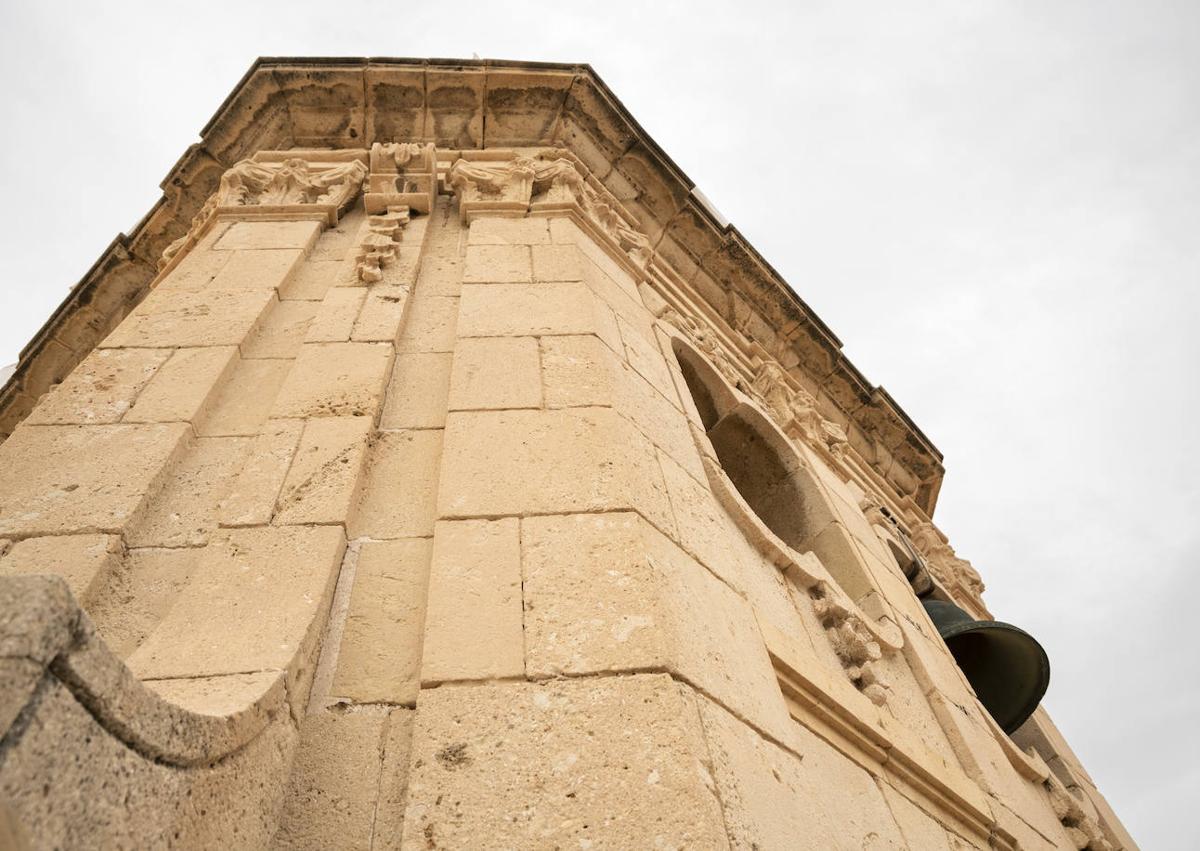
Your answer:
1045;771;1115;850
158;154;368;269
355;206;410;283
365;142;437;215
909;521;989;616
748;360;850;459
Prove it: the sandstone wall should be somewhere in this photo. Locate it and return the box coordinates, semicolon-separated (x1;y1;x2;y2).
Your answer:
0;146;1132;850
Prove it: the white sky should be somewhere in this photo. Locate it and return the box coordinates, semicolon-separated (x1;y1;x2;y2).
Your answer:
2;1;1196;845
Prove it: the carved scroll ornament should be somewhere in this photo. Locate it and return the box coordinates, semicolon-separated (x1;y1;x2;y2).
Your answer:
908;521;988;613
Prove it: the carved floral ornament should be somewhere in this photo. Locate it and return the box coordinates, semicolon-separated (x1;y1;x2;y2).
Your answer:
159;156;369;268
446;153;654;271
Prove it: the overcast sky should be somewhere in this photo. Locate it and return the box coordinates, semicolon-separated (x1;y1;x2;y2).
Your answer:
2;1;1196;845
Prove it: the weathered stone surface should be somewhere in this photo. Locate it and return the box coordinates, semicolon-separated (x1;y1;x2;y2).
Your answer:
272;710;388;850
275;417;372;526
88;546;198;659
522;512;790;738
208;248;306;294
462;244;532;283
304;288;367;342
396;296;458;353
25;348;169;425
401;675;728;849
197;358;292;436
0;422;189;537
457;281;621;349
698;693;908;850
280;258;341;301
240;299;318;359
99;288;275;349
218;420;303;527
127;435;249;547
380;352;451;429
128;525;345;680
213;220;323;252
271;342;392;418
349;429;442;539
540;333;616;408
467;216;550;246
333;539;431;705
373;708;414;851
124;346;239;425
352;285;410;342
0;534;120;607
447;336;541;410
532;243;585;282
437;407;673;534
421;518;523;683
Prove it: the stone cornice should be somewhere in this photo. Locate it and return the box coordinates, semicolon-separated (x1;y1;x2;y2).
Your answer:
0;56;945;516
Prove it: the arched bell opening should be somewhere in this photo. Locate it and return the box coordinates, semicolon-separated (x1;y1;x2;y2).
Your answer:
671;338;876;608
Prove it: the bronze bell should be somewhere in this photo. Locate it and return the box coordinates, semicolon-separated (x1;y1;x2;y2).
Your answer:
921;599;1050;734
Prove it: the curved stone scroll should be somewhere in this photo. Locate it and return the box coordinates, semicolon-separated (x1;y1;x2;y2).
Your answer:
0;576;281;768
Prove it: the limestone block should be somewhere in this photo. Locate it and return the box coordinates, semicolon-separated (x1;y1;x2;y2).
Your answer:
373;708;414;851
581;256;654;342
421;519;523;683
213;220;322;252
400;675;728;849
380;352;452;429
218;420;303;528
158;244;233;291
457;282;622;353
274;417;373;526
540;334;616;408
462;244;532;283
271;342;393;419
879;783;955;851
333;539;431;705
311;207;367;262
87;546;198;659
617;313;678;404
395;296;459;354
349;430;442;539
25;348;170;425
655;449;754;590
207;248;305;294
240;300;318;359
697;694;908;850
0;422;189;537
352;286;411;342
414;250;464;298
437;408;673;534
0;676;297;851
99;288;276;349
280;258;342;301
532;243;585;282
127;525;346;680
126;436;250;548
123;345;239;425
272;710;389;851
614;359;706;483
305;288;367;343
522;512;790;738
197;359;293;437
467;216;550;245
447;336;541;411
0;534;120;607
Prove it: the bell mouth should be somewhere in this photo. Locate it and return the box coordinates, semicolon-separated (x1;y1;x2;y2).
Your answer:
923;600;1051;734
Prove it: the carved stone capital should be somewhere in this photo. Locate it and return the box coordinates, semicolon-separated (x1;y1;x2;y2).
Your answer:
446;150;655;273
909;520;989;614
158;151;368;269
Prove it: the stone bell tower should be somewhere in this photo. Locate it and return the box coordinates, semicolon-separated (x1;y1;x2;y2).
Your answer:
0;59;1135;850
